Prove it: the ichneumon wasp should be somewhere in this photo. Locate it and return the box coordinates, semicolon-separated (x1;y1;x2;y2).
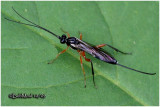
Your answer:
5;7;156;88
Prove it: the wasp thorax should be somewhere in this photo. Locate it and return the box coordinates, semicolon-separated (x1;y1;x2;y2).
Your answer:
60;34;67;44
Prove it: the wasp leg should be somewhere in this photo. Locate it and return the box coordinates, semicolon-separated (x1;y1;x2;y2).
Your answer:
95;44;106;48
78;31;82;40
106;44;132;55
78;51;86;88
48;46;69;64
60;28;70;37
96;44;131;55
81;51;96;88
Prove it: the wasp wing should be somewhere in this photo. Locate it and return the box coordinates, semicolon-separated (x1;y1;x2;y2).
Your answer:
71;38;117;64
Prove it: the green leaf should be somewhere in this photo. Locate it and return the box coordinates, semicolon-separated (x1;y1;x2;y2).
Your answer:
2;1;159;106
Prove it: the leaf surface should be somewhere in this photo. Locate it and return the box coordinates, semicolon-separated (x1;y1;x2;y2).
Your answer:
2;1;159;106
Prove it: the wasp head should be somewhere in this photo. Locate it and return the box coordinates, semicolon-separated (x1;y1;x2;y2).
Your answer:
60;34;67;44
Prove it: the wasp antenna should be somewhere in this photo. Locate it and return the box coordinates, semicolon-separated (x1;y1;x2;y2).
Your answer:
5;7;61;39
4;17;38;27
12;6;37;26
117;63;156;75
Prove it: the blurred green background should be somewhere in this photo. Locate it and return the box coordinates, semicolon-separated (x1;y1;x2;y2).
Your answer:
1;1;159;106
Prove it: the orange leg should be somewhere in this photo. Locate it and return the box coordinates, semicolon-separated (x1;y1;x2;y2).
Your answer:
79;31;82;40
95;44;106;48
60;28;70;37
81;51;90;61
77;50;80;52
78;51;86;88
80;51;96;88
48;46;69;64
